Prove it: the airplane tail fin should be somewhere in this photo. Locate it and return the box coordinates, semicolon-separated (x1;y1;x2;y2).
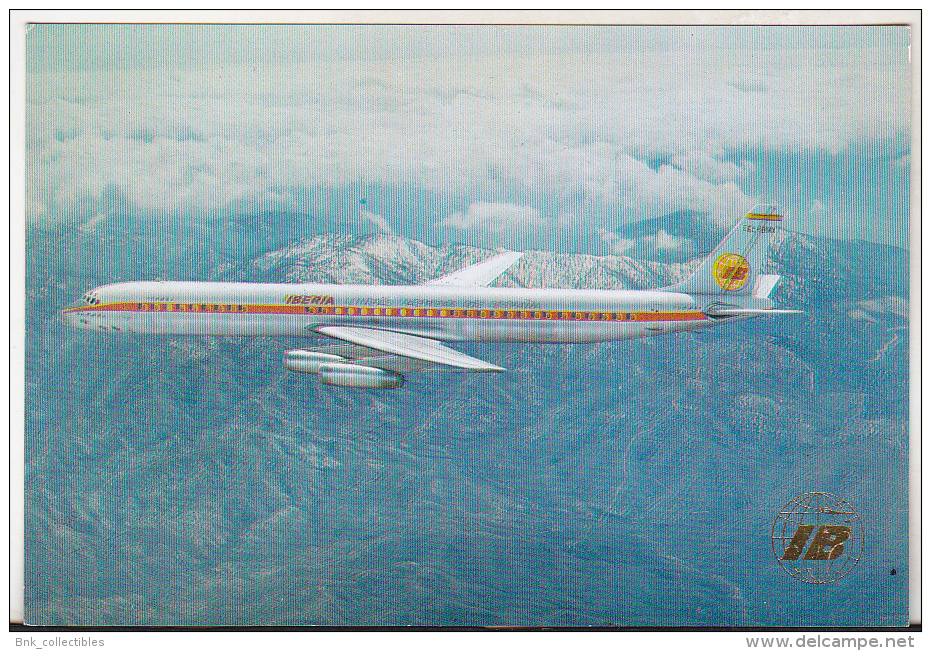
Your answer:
661;204;783;296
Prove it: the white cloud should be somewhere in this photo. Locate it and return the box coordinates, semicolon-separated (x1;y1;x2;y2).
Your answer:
595;226;637;255
441;202;545;233
439;202;551;250
653;229;685;251
597;227;689;258
25;33;908;242
670;152;751;185
358;209;392;235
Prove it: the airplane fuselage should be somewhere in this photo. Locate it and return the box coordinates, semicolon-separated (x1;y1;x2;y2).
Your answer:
61;281;719;344
59;206;792;387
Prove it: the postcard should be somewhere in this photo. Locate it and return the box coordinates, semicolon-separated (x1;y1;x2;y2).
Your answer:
23;20;911;628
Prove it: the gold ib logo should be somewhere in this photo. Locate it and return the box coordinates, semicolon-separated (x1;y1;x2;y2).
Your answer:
771;493;864;584
712;253;750;291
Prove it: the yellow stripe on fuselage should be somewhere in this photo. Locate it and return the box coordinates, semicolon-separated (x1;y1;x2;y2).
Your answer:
64;302;707;322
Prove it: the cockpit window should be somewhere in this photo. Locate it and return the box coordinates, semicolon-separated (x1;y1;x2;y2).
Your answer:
82;293;100;305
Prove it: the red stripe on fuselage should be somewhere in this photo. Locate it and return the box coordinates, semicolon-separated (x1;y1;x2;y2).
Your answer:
64;302;707;322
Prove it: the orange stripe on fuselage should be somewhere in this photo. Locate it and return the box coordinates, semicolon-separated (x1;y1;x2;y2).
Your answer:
64;302;707;322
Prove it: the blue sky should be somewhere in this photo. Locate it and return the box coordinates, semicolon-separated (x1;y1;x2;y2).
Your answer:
26;24;910;259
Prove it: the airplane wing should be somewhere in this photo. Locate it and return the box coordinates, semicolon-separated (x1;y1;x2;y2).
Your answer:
315;325;505;372
423;251;524;287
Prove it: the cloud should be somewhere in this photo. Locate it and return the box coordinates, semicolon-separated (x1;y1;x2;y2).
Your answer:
653;229;685;251
597;226;690;259
440;202;549;250
596;227;638;255
25;26;908;250
441;202;545;233
358;209;392;235
669;152;751;185
732;75;769;93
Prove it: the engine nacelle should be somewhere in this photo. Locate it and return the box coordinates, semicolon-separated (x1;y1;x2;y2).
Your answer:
283;349;347;373
317;363;405;389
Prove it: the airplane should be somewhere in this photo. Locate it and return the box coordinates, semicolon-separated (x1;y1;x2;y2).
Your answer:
60;205;801;389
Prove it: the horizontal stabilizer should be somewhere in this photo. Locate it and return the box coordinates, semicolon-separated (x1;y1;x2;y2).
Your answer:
703;307;804;317
753;274;781;299
315;325;505;372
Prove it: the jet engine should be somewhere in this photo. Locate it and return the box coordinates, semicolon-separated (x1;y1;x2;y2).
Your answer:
283;349;346;373
317;363;404;389
284;349;405;388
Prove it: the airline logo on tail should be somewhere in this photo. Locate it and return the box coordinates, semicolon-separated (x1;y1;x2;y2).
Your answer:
659;204;784;296
712;253;750;291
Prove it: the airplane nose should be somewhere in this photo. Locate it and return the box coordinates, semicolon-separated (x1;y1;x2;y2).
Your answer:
59;302;84;327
